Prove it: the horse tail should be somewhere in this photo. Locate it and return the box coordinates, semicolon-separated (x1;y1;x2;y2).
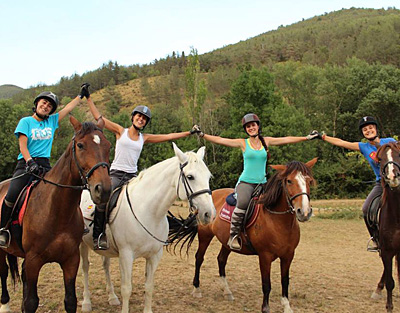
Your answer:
6;253;20;288
167;212;198;256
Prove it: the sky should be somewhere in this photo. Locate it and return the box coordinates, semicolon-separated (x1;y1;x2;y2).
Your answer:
0;1;397;89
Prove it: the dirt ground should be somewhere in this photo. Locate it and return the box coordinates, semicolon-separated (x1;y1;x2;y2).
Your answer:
3;199;399;313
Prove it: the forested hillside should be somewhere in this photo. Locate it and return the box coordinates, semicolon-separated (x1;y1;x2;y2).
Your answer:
1;7;400;198
0;85;24;99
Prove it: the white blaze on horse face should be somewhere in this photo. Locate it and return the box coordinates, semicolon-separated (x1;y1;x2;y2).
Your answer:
93;134;101;144
386;148;396;181
295;172;309;211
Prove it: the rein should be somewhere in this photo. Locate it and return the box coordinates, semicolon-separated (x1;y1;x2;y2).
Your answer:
266;179;310;215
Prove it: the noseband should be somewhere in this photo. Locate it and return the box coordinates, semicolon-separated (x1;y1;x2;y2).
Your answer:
177;161;212;213
71;132;110;189
380;160;400;187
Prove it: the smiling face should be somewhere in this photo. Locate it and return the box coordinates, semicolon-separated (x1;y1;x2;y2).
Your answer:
35;98;54;117
245;122;259;136
132;112;149;129
361;124;378;140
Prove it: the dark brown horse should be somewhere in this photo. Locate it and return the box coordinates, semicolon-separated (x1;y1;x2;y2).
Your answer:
169;158;317;313
0;116;111;313
371;141;400;312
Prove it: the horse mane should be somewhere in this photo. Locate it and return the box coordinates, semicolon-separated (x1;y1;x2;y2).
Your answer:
76;122;103;137
377;141;400;160
259;161;314;209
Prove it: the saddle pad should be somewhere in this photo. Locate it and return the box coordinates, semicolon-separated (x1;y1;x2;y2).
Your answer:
219;202;260;229
18;184;35;225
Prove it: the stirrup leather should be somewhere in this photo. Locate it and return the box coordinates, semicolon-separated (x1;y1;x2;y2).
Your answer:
0;228;11;248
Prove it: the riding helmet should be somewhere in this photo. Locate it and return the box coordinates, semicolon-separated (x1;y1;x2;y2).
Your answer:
33;91;59;115
358;116;378;130
131;105;151;127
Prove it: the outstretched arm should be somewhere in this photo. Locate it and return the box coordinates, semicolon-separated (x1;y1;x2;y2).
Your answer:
202;133;245;150
57;96;81;121
265;136;308;146
323;135;360;151
143;131;191;143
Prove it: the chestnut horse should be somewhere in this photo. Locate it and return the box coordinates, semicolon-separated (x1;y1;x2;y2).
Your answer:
371;141;400;312
0;116;111;313
169;158;317;313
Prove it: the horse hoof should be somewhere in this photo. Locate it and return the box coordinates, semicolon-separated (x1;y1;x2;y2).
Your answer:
192;287;202;298
0;303;11;313
81;303;92;312
371;291;383;300
109;297;120;306
225;294;235;301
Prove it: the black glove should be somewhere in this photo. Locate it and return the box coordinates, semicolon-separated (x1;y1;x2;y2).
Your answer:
26;159;40;175
306;130;324;140
79;83;91;99
190;125;204;137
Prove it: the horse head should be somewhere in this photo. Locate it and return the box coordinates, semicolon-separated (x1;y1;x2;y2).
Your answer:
377;141;400;190
173;142;216;225
70;115;112;204
269;157;317;222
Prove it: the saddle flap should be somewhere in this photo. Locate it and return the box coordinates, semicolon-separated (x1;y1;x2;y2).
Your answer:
219;199;260;229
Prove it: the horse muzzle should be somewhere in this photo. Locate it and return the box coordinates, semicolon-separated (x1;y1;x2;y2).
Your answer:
89;183;111;205
296;207;313;222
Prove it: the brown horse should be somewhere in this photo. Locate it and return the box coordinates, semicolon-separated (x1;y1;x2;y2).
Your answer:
371;141;400;312
168;158;317;313
0;116;111;313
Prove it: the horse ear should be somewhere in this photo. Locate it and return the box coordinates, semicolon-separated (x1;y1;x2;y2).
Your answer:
270;164;286;172
69;115;82;133
197;146;206;160
305;157;318;168
172;142;188;164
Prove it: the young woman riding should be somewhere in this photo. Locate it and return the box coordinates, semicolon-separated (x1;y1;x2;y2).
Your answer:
192;113;318;250
319;116;396;252
0;87;85;247
81;84;197;250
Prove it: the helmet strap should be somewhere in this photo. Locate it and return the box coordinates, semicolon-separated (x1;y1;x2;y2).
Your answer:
32;107;48;120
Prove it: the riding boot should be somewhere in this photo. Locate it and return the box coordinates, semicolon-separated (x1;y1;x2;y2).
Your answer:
227;207;246;251
363;215;379;252
0;201;13;248
93;205;108;250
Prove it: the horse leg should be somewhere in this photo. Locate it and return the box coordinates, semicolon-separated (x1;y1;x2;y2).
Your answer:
61;252;80;313
371;269;385;300
259;253;273;313
80;243;92;312
217;246;234;301
0;251;10;313
192;230;214;298
102;256;120;306
21;258;42;313
381;252;395;312
118;249;134;313
143;249;162;313
280;254;294;313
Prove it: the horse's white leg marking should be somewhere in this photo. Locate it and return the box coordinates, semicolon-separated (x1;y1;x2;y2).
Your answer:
80;243;92;312
218;276;234;301
371;289;383;300
119;249;135;313
143;249;163;313
281;297;293;313
192;286;203;298
102;256;120;306
0;303;11;313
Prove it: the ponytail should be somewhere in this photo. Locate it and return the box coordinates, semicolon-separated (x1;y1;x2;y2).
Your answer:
258;131;270;179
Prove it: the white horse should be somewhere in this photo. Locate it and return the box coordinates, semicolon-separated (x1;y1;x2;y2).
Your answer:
79;143;216;313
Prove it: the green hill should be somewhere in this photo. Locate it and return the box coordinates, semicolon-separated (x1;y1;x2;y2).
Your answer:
0;84;24;99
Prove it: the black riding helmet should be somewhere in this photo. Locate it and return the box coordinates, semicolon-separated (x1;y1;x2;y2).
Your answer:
131;105;151;129
358;116;379;139
242;113;260;136
33;91;59;115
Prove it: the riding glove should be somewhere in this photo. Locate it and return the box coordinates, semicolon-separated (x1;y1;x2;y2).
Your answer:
306;130;324;140
26;159;40;175
190;125;204;137
79;83;91;99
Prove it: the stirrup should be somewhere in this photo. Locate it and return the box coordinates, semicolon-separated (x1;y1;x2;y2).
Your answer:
0;229;11;249
367;237;379;253
94;233;109;250
227;234;242;251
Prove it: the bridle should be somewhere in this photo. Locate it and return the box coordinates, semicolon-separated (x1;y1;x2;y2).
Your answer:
266;178;311;215
177;160;212;213
30;129;110;190
71;133;110;189
380;158;400;188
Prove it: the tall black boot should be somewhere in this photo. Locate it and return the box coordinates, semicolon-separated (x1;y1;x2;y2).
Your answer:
93;205;108;250
0;201;13;248
227;207;246;250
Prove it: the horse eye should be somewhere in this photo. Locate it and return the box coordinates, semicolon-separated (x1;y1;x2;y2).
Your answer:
187;175;194;180
287;180;292;184
77;143;84;149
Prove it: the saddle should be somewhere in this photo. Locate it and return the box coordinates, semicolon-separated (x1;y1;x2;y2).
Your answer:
366;194;381;232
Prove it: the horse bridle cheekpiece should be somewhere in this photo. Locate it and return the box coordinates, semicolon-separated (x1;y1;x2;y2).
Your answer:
72;130;110;189
380;159;400;188
279;179;311;215
178;161;211;214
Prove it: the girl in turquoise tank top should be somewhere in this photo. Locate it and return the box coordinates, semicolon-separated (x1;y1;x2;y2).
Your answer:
193;113;319;250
